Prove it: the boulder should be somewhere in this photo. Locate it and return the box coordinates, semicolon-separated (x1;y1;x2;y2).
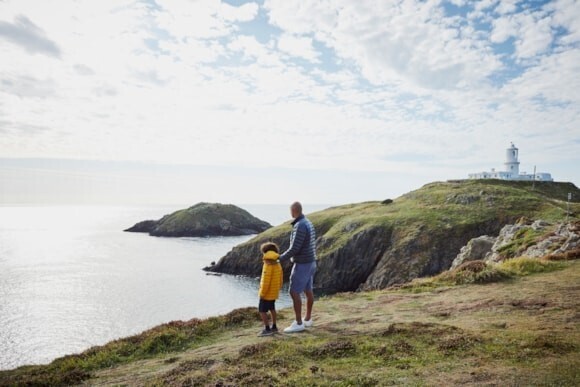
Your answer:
451;235;496;269
125;203;271;237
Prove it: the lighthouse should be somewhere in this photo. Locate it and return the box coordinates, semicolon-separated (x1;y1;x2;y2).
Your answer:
504;142;520;178
468;143;553;181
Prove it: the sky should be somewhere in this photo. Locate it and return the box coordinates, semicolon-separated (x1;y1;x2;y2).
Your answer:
1;0;579;207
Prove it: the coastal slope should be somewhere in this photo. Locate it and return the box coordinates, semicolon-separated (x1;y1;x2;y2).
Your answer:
206;180;580;292
2;259;578;385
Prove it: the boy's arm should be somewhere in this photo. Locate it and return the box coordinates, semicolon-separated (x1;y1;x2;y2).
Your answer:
259;265;272;298
259;266;267;297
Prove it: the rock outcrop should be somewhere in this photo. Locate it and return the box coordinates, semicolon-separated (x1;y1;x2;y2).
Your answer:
125;203;271;237
486;219;580;262
206;180;580;293
451;219;580;268
450;235;496;269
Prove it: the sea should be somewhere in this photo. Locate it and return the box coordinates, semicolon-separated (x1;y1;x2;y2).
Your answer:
0;204;330;371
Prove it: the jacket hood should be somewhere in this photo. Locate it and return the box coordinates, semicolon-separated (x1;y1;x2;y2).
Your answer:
263;251;280;261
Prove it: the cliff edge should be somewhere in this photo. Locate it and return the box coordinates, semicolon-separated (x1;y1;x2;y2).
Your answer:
206;180;580;292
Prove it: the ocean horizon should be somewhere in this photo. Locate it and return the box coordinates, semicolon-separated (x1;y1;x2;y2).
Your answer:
0;204;330;370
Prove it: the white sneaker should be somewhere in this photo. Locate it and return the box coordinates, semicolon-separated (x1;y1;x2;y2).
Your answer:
304;319;313;327
283;321;305;333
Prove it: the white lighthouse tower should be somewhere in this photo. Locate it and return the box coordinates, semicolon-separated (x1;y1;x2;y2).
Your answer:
468;143;553;181
504;142;520;178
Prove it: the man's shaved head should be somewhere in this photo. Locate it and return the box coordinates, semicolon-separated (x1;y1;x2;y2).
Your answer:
290;201;302;218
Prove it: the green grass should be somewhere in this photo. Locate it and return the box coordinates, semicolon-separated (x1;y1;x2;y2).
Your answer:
305;180;580;257
499;256;565;275
151;319;579;386
0;308;261;386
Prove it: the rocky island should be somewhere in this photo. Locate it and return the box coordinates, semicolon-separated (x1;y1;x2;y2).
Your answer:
124;202;271;237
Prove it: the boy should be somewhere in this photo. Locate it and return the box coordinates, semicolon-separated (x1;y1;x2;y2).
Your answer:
258;242;283;336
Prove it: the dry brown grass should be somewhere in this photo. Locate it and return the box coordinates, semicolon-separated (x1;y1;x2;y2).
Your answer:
544;247;580;261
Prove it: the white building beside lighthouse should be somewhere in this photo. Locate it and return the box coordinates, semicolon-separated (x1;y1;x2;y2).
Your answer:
468;143;553;181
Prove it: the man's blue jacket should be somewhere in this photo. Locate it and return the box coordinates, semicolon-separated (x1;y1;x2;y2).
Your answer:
279;214;317;264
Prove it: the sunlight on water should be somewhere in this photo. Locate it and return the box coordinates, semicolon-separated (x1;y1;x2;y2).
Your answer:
0;206;302;370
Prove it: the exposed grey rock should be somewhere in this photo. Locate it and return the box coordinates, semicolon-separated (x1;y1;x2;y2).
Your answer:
548;222;580;255
486;223;529;263
451;236;496;269
531;219;550;230
484;220;580;261
552;224;580;254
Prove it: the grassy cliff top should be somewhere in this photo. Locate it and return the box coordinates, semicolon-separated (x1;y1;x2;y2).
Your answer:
3;258;578;385
239;179;580;256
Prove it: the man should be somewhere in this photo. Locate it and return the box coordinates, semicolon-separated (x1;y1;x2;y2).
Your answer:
279;201;317;333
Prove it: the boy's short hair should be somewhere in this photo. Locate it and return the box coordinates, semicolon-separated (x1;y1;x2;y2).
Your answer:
260;242;279;254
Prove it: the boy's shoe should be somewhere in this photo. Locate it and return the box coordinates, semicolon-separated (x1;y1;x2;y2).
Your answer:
304;319;313;328
283;321;305;333
258;329;273;337
271;326;279;333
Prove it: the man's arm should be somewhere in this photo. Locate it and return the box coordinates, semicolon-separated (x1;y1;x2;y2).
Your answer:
279;223;307;262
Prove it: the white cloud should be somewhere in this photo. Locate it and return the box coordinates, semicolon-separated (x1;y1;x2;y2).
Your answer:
154;0;257;39
227;35;280;66
513;12;553;59
1;74;56;98
548;0;580;45
503;48;580;103
495;0;518;15
220;2;259;22
277;34;320;63
474;0;499;12
490;15;517;43
265;0;502;90
0;15;61;57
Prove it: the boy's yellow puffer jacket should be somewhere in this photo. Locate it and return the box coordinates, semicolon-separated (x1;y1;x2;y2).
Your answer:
259;251;283;301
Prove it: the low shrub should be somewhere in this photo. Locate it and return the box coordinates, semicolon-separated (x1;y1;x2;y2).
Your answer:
438;261;510;285
497;257;564;276
399;256;566;293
